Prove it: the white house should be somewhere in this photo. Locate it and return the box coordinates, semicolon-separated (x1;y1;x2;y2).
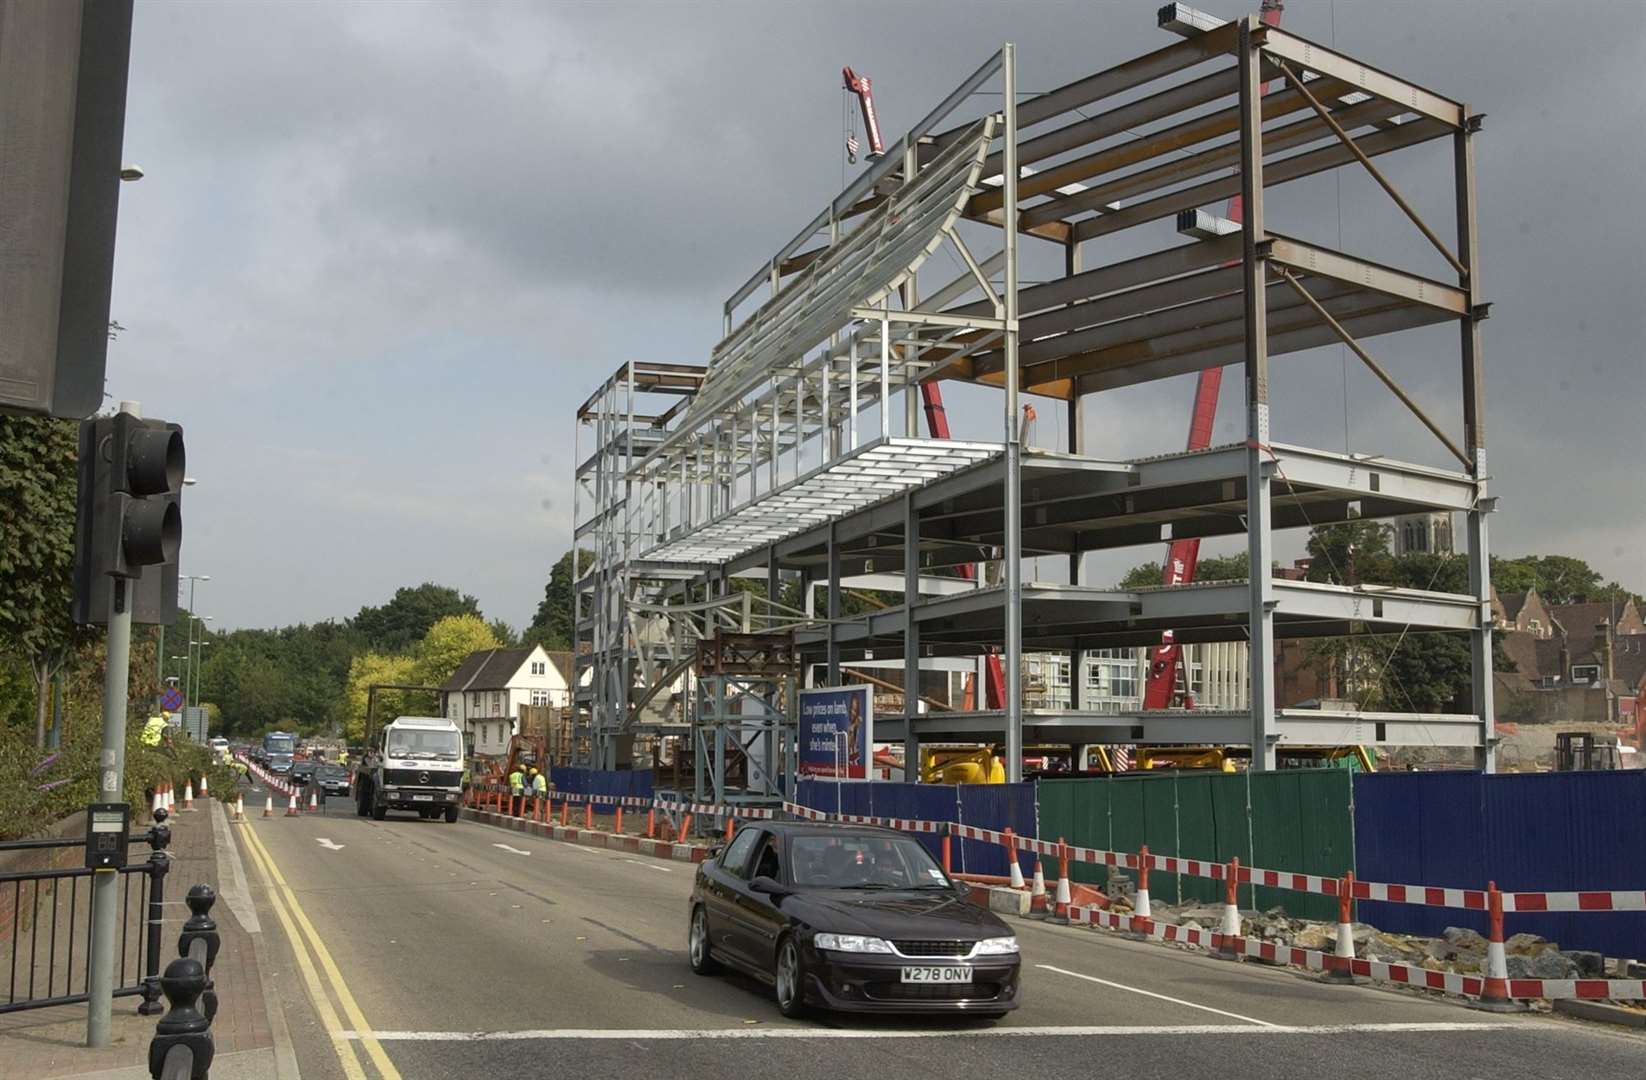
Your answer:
439;646;574;756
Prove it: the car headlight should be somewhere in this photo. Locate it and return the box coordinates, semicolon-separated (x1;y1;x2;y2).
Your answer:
813;933;894;954
973;936;1019;955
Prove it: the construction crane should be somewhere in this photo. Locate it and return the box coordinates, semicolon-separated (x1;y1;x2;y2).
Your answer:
1142;0;1285;712
842;67;886;162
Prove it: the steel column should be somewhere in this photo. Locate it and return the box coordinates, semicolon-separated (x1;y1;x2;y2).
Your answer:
1238;20;1276;771
1066;238;1085;712
826;521;842;685
1001;42;1024;782
1456;112;1495;773
903;493;922;777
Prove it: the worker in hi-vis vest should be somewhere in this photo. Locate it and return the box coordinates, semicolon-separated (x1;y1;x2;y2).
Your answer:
508;767;525;815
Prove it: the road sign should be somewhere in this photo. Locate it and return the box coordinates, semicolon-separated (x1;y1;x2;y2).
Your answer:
160;688;183;712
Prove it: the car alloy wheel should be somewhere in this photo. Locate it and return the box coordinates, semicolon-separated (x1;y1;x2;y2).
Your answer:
688;906;719;975
775;937;805;1018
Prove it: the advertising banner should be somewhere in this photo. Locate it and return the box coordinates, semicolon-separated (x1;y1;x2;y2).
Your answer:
798;685;873;779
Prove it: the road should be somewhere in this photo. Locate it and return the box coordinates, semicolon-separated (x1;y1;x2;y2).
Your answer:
230;778;1644;1080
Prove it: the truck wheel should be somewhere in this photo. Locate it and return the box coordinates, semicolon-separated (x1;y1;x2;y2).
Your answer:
444;805;459;823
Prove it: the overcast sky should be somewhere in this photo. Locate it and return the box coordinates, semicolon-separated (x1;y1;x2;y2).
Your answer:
107;1;1645;632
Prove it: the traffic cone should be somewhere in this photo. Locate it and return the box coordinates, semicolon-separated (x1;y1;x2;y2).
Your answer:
199;775;209;800
234;794;245;822
1216;857;1242;960
1325;870;1360;983
263;794;274;818
1472;882;1520;1011
152;788;164;819
182;781;195;811
285;793;299;817
1004;829;1026;890
164;783;174;813
307;790;319;813
1133;845;1154;938
1030;857;1047;914
1052;840;1072;923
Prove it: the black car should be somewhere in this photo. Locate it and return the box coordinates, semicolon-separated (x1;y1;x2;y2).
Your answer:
688;822;1021;1019
313;764;351;797
290;760;316;785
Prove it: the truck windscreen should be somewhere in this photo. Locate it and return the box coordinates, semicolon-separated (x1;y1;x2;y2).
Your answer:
387;729;461;759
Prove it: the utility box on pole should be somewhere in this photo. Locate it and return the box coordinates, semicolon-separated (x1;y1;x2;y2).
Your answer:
0;0;136;419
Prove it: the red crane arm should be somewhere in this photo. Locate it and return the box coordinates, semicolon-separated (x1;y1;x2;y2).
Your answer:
842;67;886;158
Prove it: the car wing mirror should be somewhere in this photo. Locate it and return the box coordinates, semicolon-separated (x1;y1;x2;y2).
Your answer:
952;880;971;898
749;875;789;900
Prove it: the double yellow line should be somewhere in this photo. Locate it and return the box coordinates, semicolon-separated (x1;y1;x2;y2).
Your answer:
239;824;403;1080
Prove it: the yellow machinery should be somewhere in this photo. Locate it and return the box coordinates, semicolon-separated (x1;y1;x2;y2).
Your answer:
920;746;1006;784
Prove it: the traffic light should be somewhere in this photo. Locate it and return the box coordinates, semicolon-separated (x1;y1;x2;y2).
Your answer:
0;1;136;419
72;412;185;625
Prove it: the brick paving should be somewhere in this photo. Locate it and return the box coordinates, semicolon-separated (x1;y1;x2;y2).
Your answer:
0;802;276;1078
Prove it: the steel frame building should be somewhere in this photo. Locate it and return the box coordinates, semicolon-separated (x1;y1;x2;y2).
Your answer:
573;11;1496;783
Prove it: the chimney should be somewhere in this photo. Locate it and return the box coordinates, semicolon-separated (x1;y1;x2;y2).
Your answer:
1597;619;1614;682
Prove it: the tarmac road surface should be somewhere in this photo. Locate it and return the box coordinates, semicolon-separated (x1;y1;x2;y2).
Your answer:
230;779;1645;1080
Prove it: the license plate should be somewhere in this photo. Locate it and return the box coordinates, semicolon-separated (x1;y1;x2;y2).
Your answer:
411;794;433;802
900;965;973;984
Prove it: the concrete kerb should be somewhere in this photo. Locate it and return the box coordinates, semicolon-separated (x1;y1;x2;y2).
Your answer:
461;806;712;864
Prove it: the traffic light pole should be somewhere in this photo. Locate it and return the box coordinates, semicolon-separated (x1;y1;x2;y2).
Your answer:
87;400;138;1049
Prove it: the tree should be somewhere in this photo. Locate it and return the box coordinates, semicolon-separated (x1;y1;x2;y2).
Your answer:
353;584;480;653
1304;519;1395;587
412;614;499;688
1489;554;1636;606
528;550;593;649
341;652;420;743
0;415;98;745
1119;551;1250;589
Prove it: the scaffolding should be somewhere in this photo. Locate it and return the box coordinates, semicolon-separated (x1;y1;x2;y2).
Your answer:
573;9;1497;785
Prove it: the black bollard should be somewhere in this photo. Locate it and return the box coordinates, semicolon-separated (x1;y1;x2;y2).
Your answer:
138;810;174;1016
148;957;214;1080
178;885;220;1024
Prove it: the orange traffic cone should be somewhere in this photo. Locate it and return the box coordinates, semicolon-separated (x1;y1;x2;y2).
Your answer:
307;790;319;813
263;794;274;818
234;793;245;822
285;793;299;817
182;781;195;811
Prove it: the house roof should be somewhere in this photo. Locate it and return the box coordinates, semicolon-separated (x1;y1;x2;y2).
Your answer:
1499;591;1532;623
1549;601;1628;638
1498;631;1545;680
545;651;575;685
440;646;538;693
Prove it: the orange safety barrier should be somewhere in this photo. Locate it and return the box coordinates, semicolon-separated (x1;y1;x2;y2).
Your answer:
941;833;952;874
560;801;570;826
724;816;735;843
681;813;693;841
585;801;593;829
614;805;623;834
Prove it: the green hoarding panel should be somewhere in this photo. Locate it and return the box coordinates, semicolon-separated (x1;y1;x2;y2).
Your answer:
1174;773;1221;905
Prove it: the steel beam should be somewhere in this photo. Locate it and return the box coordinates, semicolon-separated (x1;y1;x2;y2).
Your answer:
1001;43;1024;783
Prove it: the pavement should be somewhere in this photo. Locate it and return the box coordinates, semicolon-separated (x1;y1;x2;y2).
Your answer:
0;794;287;1080
14;775;1645;1079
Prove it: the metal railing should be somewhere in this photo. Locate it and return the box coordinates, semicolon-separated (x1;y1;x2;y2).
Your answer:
0;811;172;1015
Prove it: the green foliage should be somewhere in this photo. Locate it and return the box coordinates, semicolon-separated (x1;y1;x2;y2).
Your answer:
353;583;480;653
196;617;365;737
341;651;419;744
529;550;593;650
1304;519;1395;586
0;414;99;744
1489;554;1640;606
1119;551;1250;589
412;614;500;688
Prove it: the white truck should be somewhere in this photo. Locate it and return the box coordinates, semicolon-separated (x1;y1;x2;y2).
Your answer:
353;715;466;822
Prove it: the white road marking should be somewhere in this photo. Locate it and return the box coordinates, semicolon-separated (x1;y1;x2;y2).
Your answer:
338;1021;1533;1042
316;838;346;851
624;859;673;872
1036;964;1277;1027
492;843;532;856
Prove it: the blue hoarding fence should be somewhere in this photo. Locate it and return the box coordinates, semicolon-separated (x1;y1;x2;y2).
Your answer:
791;779;1036;877
548;766;654;799
1353;769;1646;960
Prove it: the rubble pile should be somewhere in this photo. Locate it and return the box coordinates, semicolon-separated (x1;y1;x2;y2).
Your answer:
1101;880;1631;981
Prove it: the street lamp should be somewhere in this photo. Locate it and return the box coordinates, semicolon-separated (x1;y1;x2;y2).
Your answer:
188;618;213;708
179;574;210;704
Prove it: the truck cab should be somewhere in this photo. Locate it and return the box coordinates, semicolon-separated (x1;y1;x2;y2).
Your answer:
353;716;466;822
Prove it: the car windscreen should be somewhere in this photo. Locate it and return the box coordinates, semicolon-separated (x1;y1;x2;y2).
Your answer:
788;833;951;890
386;728;461;760
316;766;348;780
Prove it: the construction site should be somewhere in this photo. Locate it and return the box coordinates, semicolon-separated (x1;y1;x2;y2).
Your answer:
571;4;1498;805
